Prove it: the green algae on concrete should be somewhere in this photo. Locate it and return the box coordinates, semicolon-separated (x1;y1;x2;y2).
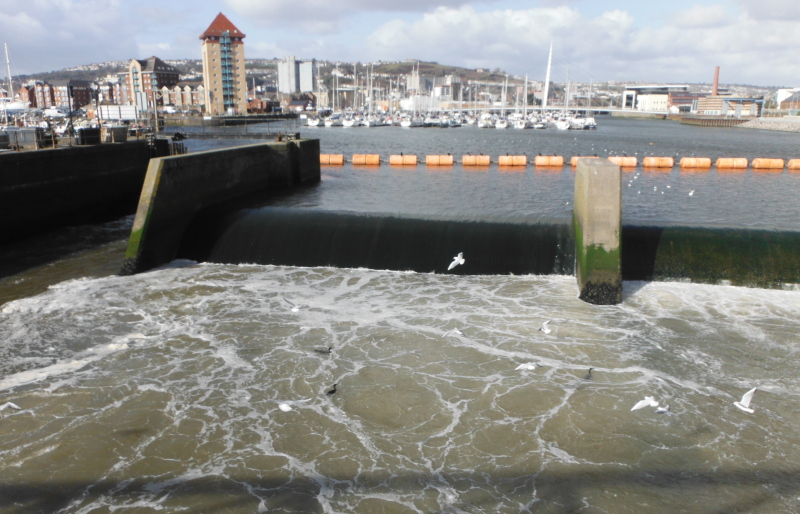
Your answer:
121;139;320;275
573;158;622;304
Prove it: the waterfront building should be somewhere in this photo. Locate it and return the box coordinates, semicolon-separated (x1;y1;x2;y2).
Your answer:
623;85;689;113
33;82;56;109
667;91;709;114
779;92;800;110
200;12;248;114
278;56;316;94
696;95;763;117
127;56;180;111
776;87;800;105
50;79;92;109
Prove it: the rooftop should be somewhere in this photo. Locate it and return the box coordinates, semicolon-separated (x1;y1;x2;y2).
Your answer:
200;12;245;39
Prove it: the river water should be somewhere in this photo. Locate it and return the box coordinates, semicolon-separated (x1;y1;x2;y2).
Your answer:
1;119;800;513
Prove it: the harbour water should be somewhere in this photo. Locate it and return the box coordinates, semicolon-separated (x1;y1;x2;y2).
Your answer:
2;118;800;513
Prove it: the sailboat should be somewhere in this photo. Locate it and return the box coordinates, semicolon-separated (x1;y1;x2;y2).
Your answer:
2;43;30;124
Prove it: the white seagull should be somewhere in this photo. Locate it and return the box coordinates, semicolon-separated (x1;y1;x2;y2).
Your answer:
688;190;695;196
538;320;552;334
734;387;757;413
631;396;660;411
448;252;465;271
283;297;300;312
0;402;21;412
515;363;542;371
443;328;463;338
272;399;311;412
656;405;671;415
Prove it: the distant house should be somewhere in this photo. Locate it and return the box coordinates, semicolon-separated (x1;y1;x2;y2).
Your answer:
780;92;800;110
127;56;180;111
50;79;92;109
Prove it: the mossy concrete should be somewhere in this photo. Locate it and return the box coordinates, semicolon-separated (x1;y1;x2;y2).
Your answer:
574;158;622;304
121;139;320;275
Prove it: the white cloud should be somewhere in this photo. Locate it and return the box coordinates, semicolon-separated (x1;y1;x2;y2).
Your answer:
0;0;137;74
360;4;800;85
223;0;503;31
732;0;800;20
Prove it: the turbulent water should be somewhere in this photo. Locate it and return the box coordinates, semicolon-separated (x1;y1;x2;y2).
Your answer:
2;119;800;512
2;263;800;512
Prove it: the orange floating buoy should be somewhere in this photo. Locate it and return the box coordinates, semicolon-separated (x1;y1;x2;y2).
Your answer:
642;157;674;168
570;156;600;167
715;158;748;170
462;155;491;166
534;155;564;167
788;159;800;171
389;154;418;166
426;155;454;166
320;154;345;165
608;156;637;168
679;157;711;169
751;158;784;170
352;154;381;165
498;155;527;166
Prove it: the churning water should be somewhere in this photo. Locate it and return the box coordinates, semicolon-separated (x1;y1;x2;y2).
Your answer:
1;119;800;512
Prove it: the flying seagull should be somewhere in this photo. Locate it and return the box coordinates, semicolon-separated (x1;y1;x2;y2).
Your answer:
631;396;660;411
734;387;757;413
0;402;21;412
515;363;542;371
283;298;300;312
448;252;465;271
538;320;552;334
443;328;463;338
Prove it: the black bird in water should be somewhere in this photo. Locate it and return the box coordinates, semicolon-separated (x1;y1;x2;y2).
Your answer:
326;384;338;396
314;346;333;354
584;368;594;380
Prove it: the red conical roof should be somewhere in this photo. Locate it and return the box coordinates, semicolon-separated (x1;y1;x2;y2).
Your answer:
200;12;245;39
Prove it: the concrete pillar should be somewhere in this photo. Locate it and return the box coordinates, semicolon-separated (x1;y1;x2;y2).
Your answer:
574;158;622;304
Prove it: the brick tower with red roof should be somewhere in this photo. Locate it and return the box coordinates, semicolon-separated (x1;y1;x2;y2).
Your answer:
200;13;248;114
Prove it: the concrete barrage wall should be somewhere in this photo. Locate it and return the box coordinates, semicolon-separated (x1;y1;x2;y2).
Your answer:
121;139;320;274
0;141;152;243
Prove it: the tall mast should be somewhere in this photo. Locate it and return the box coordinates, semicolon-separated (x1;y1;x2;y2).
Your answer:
5;43;13;100
523;74;528;117
542;41;552;113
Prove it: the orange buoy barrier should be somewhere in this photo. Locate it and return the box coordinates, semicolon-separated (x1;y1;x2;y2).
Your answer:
498;155;528;166
389;154;418;166
570;156;599;167
788;159;800;171
679;157;712;169
534;155;564;167
462;155;491;166
715;158;748;170
320;154;345;165
642;157;674;168
426;155;454;166
751;158;784;170
352;154;381;165
608;156;638;168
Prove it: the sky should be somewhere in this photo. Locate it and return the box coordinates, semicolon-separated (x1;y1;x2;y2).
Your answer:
1;0;798;87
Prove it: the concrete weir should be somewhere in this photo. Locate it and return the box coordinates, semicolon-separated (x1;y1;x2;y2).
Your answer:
573;158;622;305
121;139;320;275
0;141;153;244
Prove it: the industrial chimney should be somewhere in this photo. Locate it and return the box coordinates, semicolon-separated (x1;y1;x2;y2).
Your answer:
712;66;720;96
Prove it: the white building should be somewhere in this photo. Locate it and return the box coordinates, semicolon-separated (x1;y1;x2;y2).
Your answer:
278;56;316;94
623;85;689;113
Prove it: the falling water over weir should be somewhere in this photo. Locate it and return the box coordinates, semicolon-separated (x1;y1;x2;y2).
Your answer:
2;119;800;512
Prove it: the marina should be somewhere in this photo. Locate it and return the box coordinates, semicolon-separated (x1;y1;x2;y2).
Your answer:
2;118;800;513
